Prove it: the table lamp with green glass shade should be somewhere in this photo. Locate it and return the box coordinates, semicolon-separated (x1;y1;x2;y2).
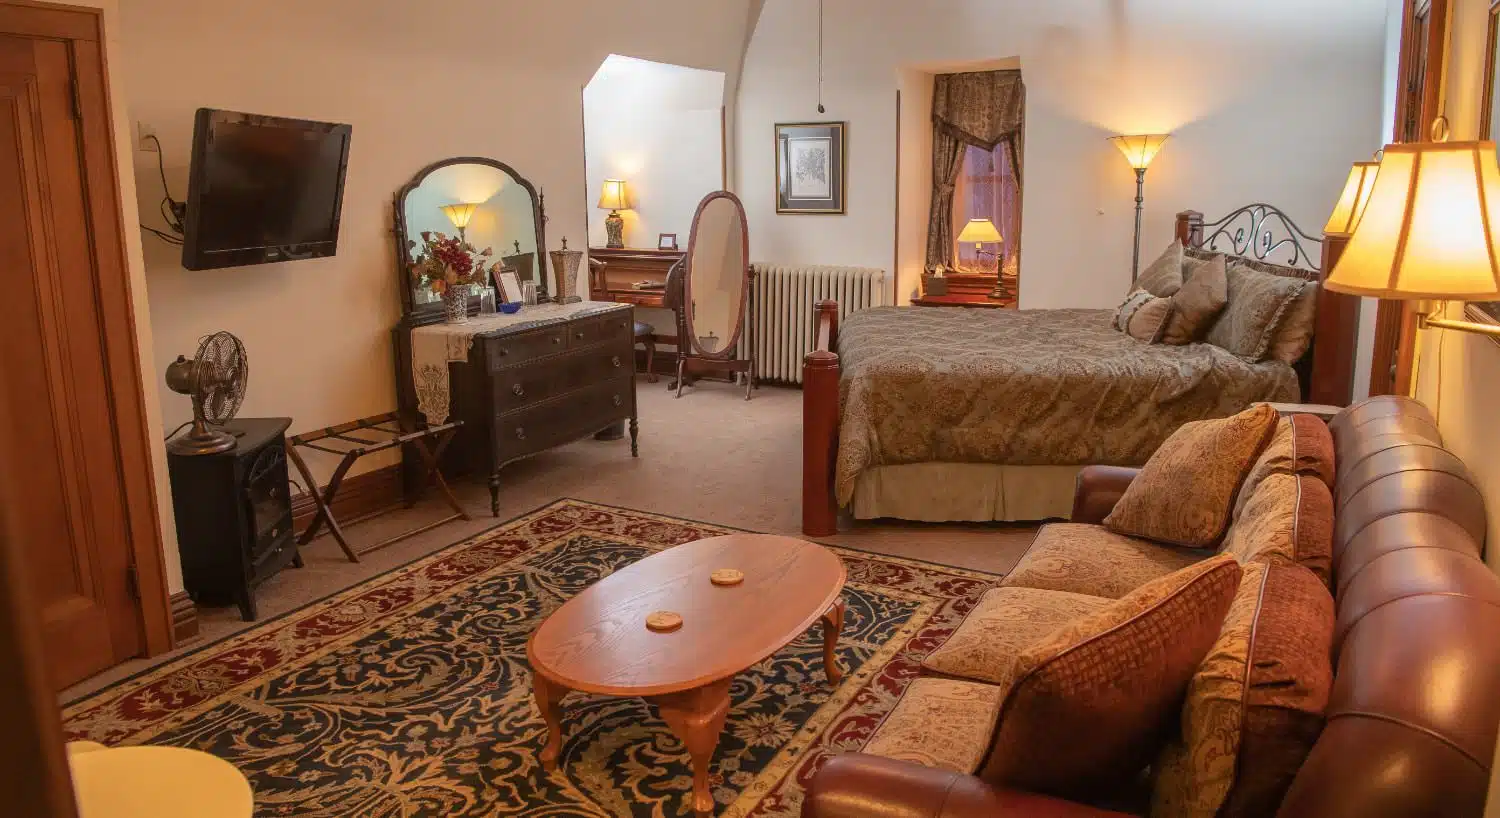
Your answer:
1322;123;1500;342
956;217;1012;300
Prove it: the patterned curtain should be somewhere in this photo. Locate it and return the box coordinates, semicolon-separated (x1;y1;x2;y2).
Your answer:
925;70;1026;270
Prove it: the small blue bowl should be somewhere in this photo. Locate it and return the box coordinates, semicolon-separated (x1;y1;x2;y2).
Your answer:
498;302;523;314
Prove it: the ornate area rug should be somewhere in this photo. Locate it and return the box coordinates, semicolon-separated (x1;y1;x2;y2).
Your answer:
64;500;997;817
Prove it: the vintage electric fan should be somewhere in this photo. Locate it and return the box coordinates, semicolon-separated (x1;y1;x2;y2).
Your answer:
165;331;249;455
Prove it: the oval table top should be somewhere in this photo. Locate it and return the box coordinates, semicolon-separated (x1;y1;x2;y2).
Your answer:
68;745;253;818
527;534;845;697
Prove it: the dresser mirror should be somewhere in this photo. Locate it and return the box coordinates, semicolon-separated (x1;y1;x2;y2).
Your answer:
671;190;755;399
394;157;549;319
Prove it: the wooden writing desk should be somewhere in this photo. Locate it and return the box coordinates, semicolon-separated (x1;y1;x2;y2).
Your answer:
588;247;685;309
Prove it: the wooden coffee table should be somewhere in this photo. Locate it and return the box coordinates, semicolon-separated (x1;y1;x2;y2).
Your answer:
526;534;847;816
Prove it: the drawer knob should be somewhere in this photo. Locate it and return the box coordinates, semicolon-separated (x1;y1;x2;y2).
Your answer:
498;348;509;357
515;428;527;440
611;356;622;367
512;384;525;397
575;331;585;340
552;337;561;345
612;395;623;407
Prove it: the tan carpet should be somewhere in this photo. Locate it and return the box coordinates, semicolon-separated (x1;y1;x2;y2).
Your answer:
65;376;1037;700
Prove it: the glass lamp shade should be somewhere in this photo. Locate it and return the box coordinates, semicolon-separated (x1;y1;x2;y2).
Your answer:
956;218;1002;244
597;179;630;211
440;203;478;231
1323;161;1379;237
1325;140;1500;300
1109;134;1171;170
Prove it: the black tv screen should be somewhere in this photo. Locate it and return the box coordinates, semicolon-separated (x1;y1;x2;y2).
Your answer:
181;108;352;270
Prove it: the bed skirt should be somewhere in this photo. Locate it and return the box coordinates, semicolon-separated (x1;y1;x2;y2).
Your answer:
850;463;1081;523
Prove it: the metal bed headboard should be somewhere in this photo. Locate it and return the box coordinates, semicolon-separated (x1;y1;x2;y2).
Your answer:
1183;204;1323;274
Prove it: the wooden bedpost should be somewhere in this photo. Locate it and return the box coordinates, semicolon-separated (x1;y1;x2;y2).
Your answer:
803;300;841;537
1175;211;1203;248
1310;234;1358;405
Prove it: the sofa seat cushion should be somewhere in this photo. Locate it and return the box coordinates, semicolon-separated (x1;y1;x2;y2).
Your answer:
1004;523;1206;599
862;677;1005;774
1151;561;1334;818
980;555;1244;800
1105;404;1279;548
1222;472;1333;585
922;587;1112;685
1234;415;1335;521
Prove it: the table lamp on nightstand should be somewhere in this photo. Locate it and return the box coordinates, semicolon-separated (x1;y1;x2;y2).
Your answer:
956;218;1012;301
598;179;631;248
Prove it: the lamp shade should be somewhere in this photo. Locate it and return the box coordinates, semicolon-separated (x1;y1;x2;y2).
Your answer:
597;179;630;211
1323;160;1379;237
956;218;1002;244
440;203;478;231
1325;140;1500;300
1109;134;1171;170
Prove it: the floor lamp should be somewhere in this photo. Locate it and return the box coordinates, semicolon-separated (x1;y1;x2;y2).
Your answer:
1110;134;1171;285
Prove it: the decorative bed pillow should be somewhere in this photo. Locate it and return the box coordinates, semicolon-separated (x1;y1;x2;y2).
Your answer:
1151;561;1334;818
1104;404;1280;548
1204;264;1310;360
1160;255;1228;344
1137;240;1186;297
979;555;1244;800
1267;283;1319;364
1113;289;1172;342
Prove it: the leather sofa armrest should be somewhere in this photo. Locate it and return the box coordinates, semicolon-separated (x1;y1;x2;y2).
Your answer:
1069;466;1141;525
803;754;1132;818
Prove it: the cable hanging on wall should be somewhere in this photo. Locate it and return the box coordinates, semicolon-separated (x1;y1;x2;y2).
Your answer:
816;0;825;114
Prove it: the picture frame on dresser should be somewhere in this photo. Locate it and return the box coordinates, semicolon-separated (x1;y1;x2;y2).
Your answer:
1472;0;1500;339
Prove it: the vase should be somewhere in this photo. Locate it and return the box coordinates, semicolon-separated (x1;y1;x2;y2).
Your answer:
549;248;583;304
442;283;471;324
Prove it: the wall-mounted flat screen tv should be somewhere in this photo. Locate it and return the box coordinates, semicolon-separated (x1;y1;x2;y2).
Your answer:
181;108;352;271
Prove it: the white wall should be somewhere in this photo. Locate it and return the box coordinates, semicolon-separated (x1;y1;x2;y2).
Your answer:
119;0;759;592
584;55;725;247
738;0;1388;309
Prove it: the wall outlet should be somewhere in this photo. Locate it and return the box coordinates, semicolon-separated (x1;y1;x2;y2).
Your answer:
136;121;158;152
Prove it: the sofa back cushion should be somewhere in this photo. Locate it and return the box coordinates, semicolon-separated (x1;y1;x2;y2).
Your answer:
979;555;1243;800
1222;473;1334;586
1235;415;1335;521
1151;561;1334;818
1105;404;1279;548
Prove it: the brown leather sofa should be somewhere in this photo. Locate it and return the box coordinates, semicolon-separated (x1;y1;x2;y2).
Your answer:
805;396;1500;818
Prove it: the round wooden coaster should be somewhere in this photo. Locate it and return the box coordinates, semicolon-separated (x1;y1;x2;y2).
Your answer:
710;568;745;587
645;610;683;632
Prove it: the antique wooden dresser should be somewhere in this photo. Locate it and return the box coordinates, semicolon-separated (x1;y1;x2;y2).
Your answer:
395;301;638;515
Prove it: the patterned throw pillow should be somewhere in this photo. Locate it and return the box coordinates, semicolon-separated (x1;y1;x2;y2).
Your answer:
1204;264;1310;360
1151;561;1334;818
979;555;1244;800
1114;289;1173;342
1105;404;1280;548
1233;415;1335;521
1222;472;1334;586
1160;255;1228;344
1137;240;1186;297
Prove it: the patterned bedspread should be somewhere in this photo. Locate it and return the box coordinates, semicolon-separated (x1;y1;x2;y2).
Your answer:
834;307;1299;504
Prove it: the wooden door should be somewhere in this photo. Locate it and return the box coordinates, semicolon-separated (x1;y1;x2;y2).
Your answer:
0;29;146;686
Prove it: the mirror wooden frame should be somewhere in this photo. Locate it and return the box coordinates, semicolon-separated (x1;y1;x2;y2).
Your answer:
392;157;549;324
1471;0;1500;338
670;190;756;399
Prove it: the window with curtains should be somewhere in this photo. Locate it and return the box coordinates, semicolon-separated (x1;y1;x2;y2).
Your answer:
950;141;1021;276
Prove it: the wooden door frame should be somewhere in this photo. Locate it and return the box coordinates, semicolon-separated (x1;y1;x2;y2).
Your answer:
1;0;175;658
1368;0;1448;396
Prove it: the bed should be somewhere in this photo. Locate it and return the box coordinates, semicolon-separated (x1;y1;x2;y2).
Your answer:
801;206;1357;535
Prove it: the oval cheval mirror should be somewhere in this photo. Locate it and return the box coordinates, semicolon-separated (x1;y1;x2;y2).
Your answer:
676;191;754;399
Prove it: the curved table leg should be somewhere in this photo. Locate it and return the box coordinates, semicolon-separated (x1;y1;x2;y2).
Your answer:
533;673;571;771
821;598;845;685
652;677;732;816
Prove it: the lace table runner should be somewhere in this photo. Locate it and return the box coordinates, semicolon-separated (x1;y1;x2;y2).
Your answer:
410;301;621;422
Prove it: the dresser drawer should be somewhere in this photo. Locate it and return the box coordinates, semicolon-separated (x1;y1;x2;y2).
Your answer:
568;312;634;349
492;364;557;414
493;376;635;464
486;325;568;370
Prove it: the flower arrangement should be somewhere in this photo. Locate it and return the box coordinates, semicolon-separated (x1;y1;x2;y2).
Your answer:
409;231;497;294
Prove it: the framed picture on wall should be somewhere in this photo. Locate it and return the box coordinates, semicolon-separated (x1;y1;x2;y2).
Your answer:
775;121;846;214
1472;0;1500;336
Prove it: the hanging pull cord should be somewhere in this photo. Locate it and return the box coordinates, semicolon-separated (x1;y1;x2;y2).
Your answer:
816;0;825;114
